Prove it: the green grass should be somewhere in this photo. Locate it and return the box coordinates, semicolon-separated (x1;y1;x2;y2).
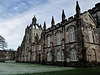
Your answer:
17;68;100;75
0;62;73;75
0;62;100;75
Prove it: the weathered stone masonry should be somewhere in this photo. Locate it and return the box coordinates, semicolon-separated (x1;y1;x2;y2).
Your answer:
16;1;100;66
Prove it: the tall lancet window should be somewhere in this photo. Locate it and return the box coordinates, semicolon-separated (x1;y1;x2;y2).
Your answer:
70;49;77;61
88;27;93;43
57;32;61;45
48;35;50;47
70;27;75;42
34;47;35;51
39;45;41;51
47;52;51;61
57;51;62;61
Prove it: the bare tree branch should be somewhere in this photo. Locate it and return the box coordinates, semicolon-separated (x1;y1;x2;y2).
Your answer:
0;35;7;50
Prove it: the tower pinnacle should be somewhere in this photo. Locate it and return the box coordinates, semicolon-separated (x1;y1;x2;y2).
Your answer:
62;10;66;21
51;16;55;27
76;1;81;17
43;21;46;31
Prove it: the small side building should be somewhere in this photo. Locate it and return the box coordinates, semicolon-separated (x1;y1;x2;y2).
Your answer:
0;50;17;61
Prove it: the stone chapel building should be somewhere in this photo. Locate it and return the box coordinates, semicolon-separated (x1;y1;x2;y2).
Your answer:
16;1;100;66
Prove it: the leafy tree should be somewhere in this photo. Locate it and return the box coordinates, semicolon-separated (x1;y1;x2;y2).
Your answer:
0;35;7;50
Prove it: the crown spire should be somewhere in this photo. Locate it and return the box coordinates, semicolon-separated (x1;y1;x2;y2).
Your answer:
32;15;37;24
51;16;55;27
62;10;66;21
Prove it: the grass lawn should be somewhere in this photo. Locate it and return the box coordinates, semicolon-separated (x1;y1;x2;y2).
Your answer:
17;68;100;75
0;62;100;75
0;62;73;75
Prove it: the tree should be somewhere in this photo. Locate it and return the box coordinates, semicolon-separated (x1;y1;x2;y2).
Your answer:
0;35;7;50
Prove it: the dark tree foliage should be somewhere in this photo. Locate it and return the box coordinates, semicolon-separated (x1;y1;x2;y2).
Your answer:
0;35;7;50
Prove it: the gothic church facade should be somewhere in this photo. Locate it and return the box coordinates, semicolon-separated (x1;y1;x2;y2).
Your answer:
16;1;100;66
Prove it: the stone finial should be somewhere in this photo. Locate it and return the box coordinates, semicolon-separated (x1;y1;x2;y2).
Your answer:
76;1;81;15
40;24;42;29
62;10;66;21
51;16;55;27
43;21;46;31
32;15;37;24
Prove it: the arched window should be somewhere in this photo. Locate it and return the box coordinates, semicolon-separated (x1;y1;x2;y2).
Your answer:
48;36;50;47
57;32;61;45
70;49;77;61
88;27;93;43
47;52;51;61
70;27;75;42
57;51;62;61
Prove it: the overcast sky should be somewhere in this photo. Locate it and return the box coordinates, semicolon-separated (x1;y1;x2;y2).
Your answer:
0;0;99;50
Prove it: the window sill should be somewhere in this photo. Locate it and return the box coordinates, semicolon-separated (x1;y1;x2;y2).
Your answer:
70;60;78;62
57;60;62;62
